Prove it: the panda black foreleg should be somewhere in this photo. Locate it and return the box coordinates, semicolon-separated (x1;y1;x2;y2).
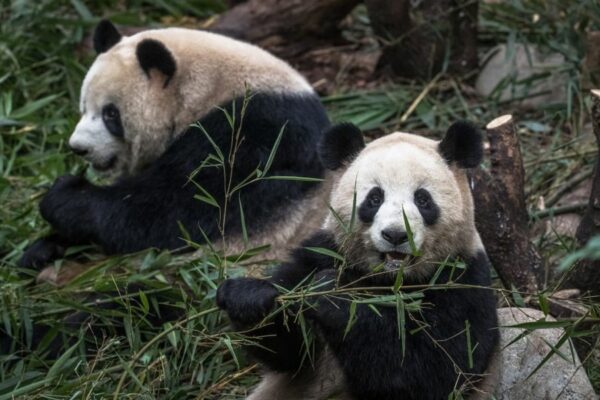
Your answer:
217;277;307;372
34;165;215;254
18;175;100;269
217;231;340;372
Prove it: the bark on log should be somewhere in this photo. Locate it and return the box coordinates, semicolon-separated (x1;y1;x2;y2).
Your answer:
471;115;542;295
487;115;528;212
567;90;600;292
582;32;600;90
365;0;479;79
207;0;360;59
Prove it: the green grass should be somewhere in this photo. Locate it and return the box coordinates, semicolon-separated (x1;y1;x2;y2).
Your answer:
1;0;600;397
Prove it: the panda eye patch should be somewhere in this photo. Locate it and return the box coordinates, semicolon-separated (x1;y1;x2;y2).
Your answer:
414;189;432;208
358;186;384;223
102;103;124;138
414;188;440;225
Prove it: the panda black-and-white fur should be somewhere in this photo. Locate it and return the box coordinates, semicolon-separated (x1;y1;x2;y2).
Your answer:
217;122;499;400
20;20;330;269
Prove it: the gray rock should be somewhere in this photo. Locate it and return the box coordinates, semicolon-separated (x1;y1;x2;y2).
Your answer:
475;44;567;108
476;307;597;400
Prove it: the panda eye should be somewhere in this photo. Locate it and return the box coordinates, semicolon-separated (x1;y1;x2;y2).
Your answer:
414;188;432;209
102;104;119;120
102;103;124;138
358;186;385;223
367;187;384;207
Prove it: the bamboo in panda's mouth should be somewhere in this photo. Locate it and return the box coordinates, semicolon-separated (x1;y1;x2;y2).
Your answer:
382;251;415;269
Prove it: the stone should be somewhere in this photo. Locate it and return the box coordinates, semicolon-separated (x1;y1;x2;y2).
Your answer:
475;44;567;108
482;307;597;400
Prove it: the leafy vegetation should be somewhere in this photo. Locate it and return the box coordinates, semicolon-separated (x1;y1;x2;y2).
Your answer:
1;0;600;398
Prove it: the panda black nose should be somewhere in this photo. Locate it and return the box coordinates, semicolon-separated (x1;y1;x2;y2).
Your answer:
69;145;88;157
381;228;408;246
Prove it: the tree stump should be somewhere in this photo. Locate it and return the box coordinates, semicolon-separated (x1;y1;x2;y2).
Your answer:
471;115;542;295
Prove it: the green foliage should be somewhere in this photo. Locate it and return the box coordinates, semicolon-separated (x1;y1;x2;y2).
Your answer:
2;0;600;397
559;235;600;272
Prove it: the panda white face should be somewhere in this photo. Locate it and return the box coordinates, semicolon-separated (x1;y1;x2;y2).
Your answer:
69;58;126;174
325;132;478;278
68;39;181;177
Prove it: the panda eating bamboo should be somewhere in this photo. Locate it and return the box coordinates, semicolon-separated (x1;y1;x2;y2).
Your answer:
218;122;499;400
20;20;330;270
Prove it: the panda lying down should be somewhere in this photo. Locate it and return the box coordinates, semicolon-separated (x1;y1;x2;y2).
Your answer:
20;20;330;270
218;122;499;400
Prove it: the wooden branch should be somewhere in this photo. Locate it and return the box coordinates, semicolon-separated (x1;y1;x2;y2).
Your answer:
567;90;600;292
207;0;360;59
471;115;542;295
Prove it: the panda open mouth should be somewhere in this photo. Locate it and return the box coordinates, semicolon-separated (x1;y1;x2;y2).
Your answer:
92;156;117;172
380;251;416;270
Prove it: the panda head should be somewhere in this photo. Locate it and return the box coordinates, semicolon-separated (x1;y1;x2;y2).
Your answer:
68;20;182;176
319;122;484;280
69;20;312;177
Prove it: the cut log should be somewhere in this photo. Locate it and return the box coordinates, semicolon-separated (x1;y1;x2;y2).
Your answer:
471;115;542;295
365;0;479;79
567;90;600;292
487;115;528;212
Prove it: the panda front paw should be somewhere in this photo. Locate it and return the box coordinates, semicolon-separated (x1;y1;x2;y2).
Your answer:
39;175;94;235
18;235;66;270
217;278;279;326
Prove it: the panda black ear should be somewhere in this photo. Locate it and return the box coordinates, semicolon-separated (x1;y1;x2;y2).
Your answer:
438;121;483;169
319;123;365;170
93;19;122;54
136;39;177;87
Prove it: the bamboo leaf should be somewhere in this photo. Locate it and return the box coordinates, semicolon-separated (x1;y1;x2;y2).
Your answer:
263;122;287;175
402;207;421;256
343;301;358;339
305;247;346;263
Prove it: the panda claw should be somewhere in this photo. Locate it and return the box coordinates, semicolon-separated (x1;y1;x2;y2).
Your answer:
18;236;66;270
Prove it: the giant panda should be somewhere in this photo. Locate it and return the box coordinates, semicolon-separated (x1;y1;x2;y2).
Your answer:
19;20;330;270
217;122;499;400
